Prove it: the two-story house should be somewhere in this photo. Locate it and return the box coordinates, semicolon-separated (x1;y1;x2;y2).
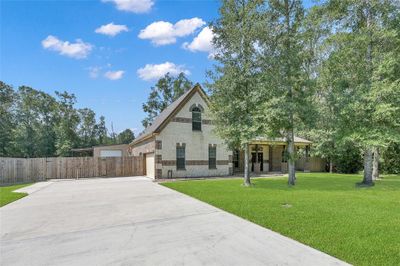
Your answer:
129;84;317;179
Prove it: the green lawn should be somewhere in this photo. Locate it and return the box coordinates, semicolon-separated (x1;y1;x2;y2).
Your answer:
162;173;400;266
0;183;32;207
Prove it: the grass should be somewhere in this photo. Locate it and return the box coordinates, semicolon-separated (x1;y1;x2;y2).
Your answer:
161;173;400;266
0;183;32;207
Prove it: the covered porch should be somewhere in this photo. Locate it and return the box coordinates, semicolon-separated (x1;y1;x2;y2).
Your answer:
232;137;322;174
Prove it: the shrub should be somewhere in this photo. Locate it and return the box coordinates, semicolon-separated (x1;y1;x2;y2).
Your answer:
381;142;400;174
334;142;363;174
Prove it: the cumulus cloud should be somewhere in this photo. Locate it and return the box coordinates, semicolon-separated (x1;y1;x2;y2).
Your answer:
42;35;92;59
137;62;190;81
95;23;129;37
183;26;215;58
102;0;153;13
138;18;205;46
104;70;125;80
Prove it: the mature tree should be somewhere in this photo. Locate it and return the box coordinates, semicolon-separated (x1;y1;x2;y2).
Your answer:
208;0;264;186
297;6;338;173
0;81;119;157
320;0;400;185
0;82;17;156
117;129;135;144
54;91;80;156
109;122;117;144
96;116;108;145
78;108;98;148
142;73;193;128
258;0;315;185
13;86;58;157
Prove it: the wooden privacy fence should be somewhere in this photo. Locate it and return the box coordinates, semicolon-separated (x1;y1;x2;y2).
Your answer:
0;156;144;184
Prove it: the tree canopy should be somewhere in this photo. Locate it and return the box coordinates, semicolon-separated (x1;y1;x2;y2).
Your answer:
0;81;135;157
142;72;193;128
208;0;265;186
207;0;400;185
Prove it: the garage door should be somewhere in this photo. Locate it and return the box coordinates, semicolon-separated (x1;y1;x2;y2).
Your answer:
146;153;155;179
100;150;122;157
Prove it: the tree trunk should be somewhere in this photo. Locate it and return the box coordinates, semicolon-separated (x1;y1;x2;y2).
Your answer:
329;160;333;173
287;130;296;185
372;147;379;180
362;148;374;185
243;143;251;186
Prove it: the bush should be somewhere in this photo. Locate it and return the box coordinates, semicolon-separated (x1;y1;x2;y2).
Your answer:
334;142;363;174
381;142;400;174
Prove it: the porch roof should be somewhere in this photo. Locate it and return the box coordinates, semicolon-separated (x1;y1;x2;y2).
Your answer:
250;136;312;146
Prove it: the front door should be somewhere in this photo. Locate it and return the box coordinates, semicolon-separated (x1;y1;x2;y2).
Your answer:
251;153;256;172
251;152;264;172
258;153;263;171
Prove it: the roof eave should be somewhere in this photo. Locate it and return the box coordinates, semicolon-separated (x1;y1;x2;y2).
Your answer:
129;133;157;147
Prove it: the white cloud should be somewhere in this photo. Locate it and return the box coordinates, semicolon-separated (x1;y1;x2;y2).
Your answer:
104;70;125;80
42;35;92;59
137;62;190;81
88;66;101;78
95;23;129;37
138;18;205;46
102;0;153;13
174;18;206;37
183;26;215;58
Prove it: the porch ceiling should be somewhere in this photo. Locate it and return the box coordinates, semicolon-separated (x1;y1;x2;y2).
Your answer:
250;136;312;146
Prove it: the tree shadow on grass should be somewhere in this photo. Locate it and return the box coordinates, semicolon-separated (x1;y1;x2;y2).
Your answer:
250;175;390;192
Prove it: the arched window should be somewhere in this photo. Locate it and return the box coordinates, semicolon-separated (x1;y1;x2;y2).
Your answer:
191;106;202;131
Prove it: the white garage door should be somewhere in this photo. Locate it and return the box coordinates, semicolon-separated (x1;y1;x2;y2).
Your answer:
146;153;155;179
100;150;122;157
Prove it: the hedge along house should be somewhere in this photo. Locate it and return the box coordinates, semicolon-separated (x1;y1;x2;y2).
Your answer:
129;84;320;179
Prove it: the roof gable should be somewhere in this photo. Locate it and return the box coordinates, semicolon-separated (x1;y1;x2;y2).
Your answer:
131;84;209;145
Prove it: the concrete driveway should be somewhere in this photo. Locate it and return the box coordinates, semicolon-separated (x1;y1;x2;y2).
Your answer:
1;177;348;266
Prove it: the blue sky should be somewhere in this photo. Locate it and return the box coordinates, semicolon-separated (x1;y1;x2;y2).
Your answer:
1;0;314;135
1;0;220;134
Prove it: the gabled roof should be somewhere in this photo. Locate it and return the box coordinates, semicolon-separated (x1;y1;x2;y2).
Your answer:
130;83;312;147
130;84;209;146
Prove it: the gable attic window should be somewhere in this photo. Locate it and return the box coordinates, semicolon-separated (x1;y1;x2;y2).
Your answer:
191;106;202;131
